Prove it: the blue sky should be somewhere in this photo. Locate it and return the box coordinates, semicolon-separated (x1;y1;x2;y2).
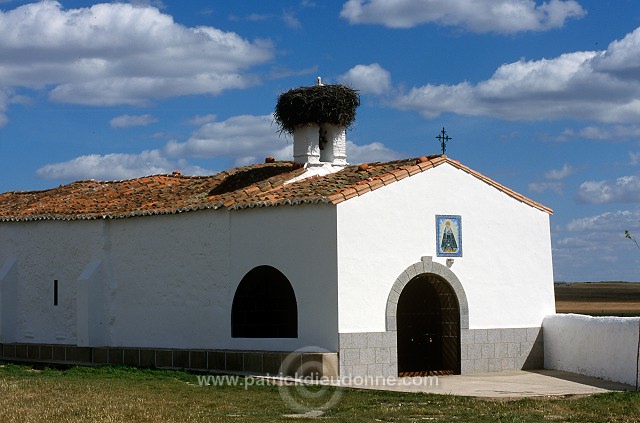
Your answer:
1;0;639;282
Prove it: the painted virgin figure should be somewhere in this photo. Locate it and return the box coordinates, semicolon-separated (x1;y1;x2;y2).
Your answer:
441;220;458;253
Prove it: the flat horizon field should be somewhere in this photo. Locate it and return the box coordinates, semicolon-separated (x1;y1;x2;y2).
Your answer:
555;282;640;317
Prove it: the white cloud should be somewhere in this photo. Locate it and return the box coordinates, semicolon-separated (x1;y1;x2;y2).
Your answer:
558;125;640;141
187;114;217;126
130;0;166;8
0;89;8;128
48;75;256;107
591;23;640;81
340;0;585;33
565;210;639;232
346;141;403;163
394;27;640;124
232;10;302;29
0;1;273;109
246;13;271;22
577;175;640;204
339;63;391;95
545;163;573;180
528;181;563;194
110;114;158;128
629;152;640;165
164;114;292;166
282;11;302;29
36;150;211;181
528;163;572;194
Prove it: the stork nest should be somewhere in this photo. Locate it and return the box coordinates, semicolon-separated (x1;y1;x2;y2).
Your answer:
274;84;360;135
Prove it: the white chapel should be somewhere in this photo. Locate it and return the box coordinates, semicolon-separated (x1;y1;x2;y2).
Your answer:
0;83;555;378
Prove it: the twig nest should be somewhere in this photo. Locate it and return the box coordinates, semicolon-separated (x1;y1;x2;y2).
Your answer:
274;84;360;135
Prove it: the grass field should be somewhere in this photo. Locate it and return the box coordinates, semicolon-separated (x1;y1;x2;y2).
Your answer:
555;282;640;317
0;363;639;422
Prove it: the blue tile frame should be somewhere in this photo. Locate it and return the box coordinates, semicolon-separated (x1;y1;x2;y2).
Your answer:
436;215;462;257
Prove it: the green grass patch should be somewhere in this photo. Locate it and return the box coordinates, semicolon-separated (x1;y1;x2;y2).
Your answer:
0;362;638;422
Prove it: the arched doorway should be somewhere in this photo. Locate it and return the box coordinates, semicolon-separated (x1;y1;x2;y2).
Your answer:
396;274;460;376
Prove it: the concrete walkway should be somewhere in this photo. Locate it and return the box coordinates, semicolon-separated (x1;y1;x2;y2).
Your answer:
336;370;635;398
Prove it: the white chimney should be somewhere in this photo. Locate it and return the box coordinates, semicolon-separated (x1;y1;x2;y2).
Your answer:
293;123;347;167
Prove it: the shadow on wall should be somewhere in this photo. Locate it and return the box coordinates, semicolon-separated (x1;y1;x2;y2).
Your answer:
523;330;544;370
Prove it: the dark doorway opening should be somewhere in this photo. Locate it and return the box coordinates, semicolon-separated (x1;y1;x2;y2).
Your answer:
397;274;460;376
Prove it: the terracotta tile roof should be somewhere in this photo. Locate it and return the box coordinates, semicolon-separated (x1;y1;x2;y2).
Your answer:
0;155;552;222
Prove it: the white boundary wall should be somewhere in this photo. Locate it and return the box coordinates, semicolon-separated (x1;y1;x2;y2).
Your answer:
543;313;640;387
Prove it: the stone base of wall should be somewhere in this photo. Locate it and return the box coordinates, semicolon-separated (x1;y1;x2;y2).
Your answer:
0;343;339;378
339;327;543;379
339;332;397;379
462;327;543;373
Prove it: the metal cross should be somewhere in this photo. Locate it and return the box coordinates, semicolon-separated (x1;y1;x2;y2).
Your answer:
436;127;451;155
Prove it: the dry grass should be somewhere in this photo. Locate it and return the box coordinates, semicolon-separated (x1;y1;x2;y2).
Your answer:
0;365;288;422
1;363;639;422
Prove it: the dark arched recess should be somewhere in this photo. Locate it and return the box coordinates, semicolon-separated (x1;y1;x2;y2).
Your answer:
231;265;298;338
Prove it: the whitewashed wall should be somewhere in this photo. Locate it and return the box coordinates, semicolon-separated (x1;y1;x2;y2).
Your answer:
0;205;338;353
105;211;231;349
336;163;555;332
107;205;337;351
228;204;338;351
0;220;104;344
544;313;640;386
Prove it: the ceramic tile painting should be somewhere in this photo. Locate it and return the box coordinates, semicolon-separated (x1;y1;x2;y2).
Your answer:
436;215;462;257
